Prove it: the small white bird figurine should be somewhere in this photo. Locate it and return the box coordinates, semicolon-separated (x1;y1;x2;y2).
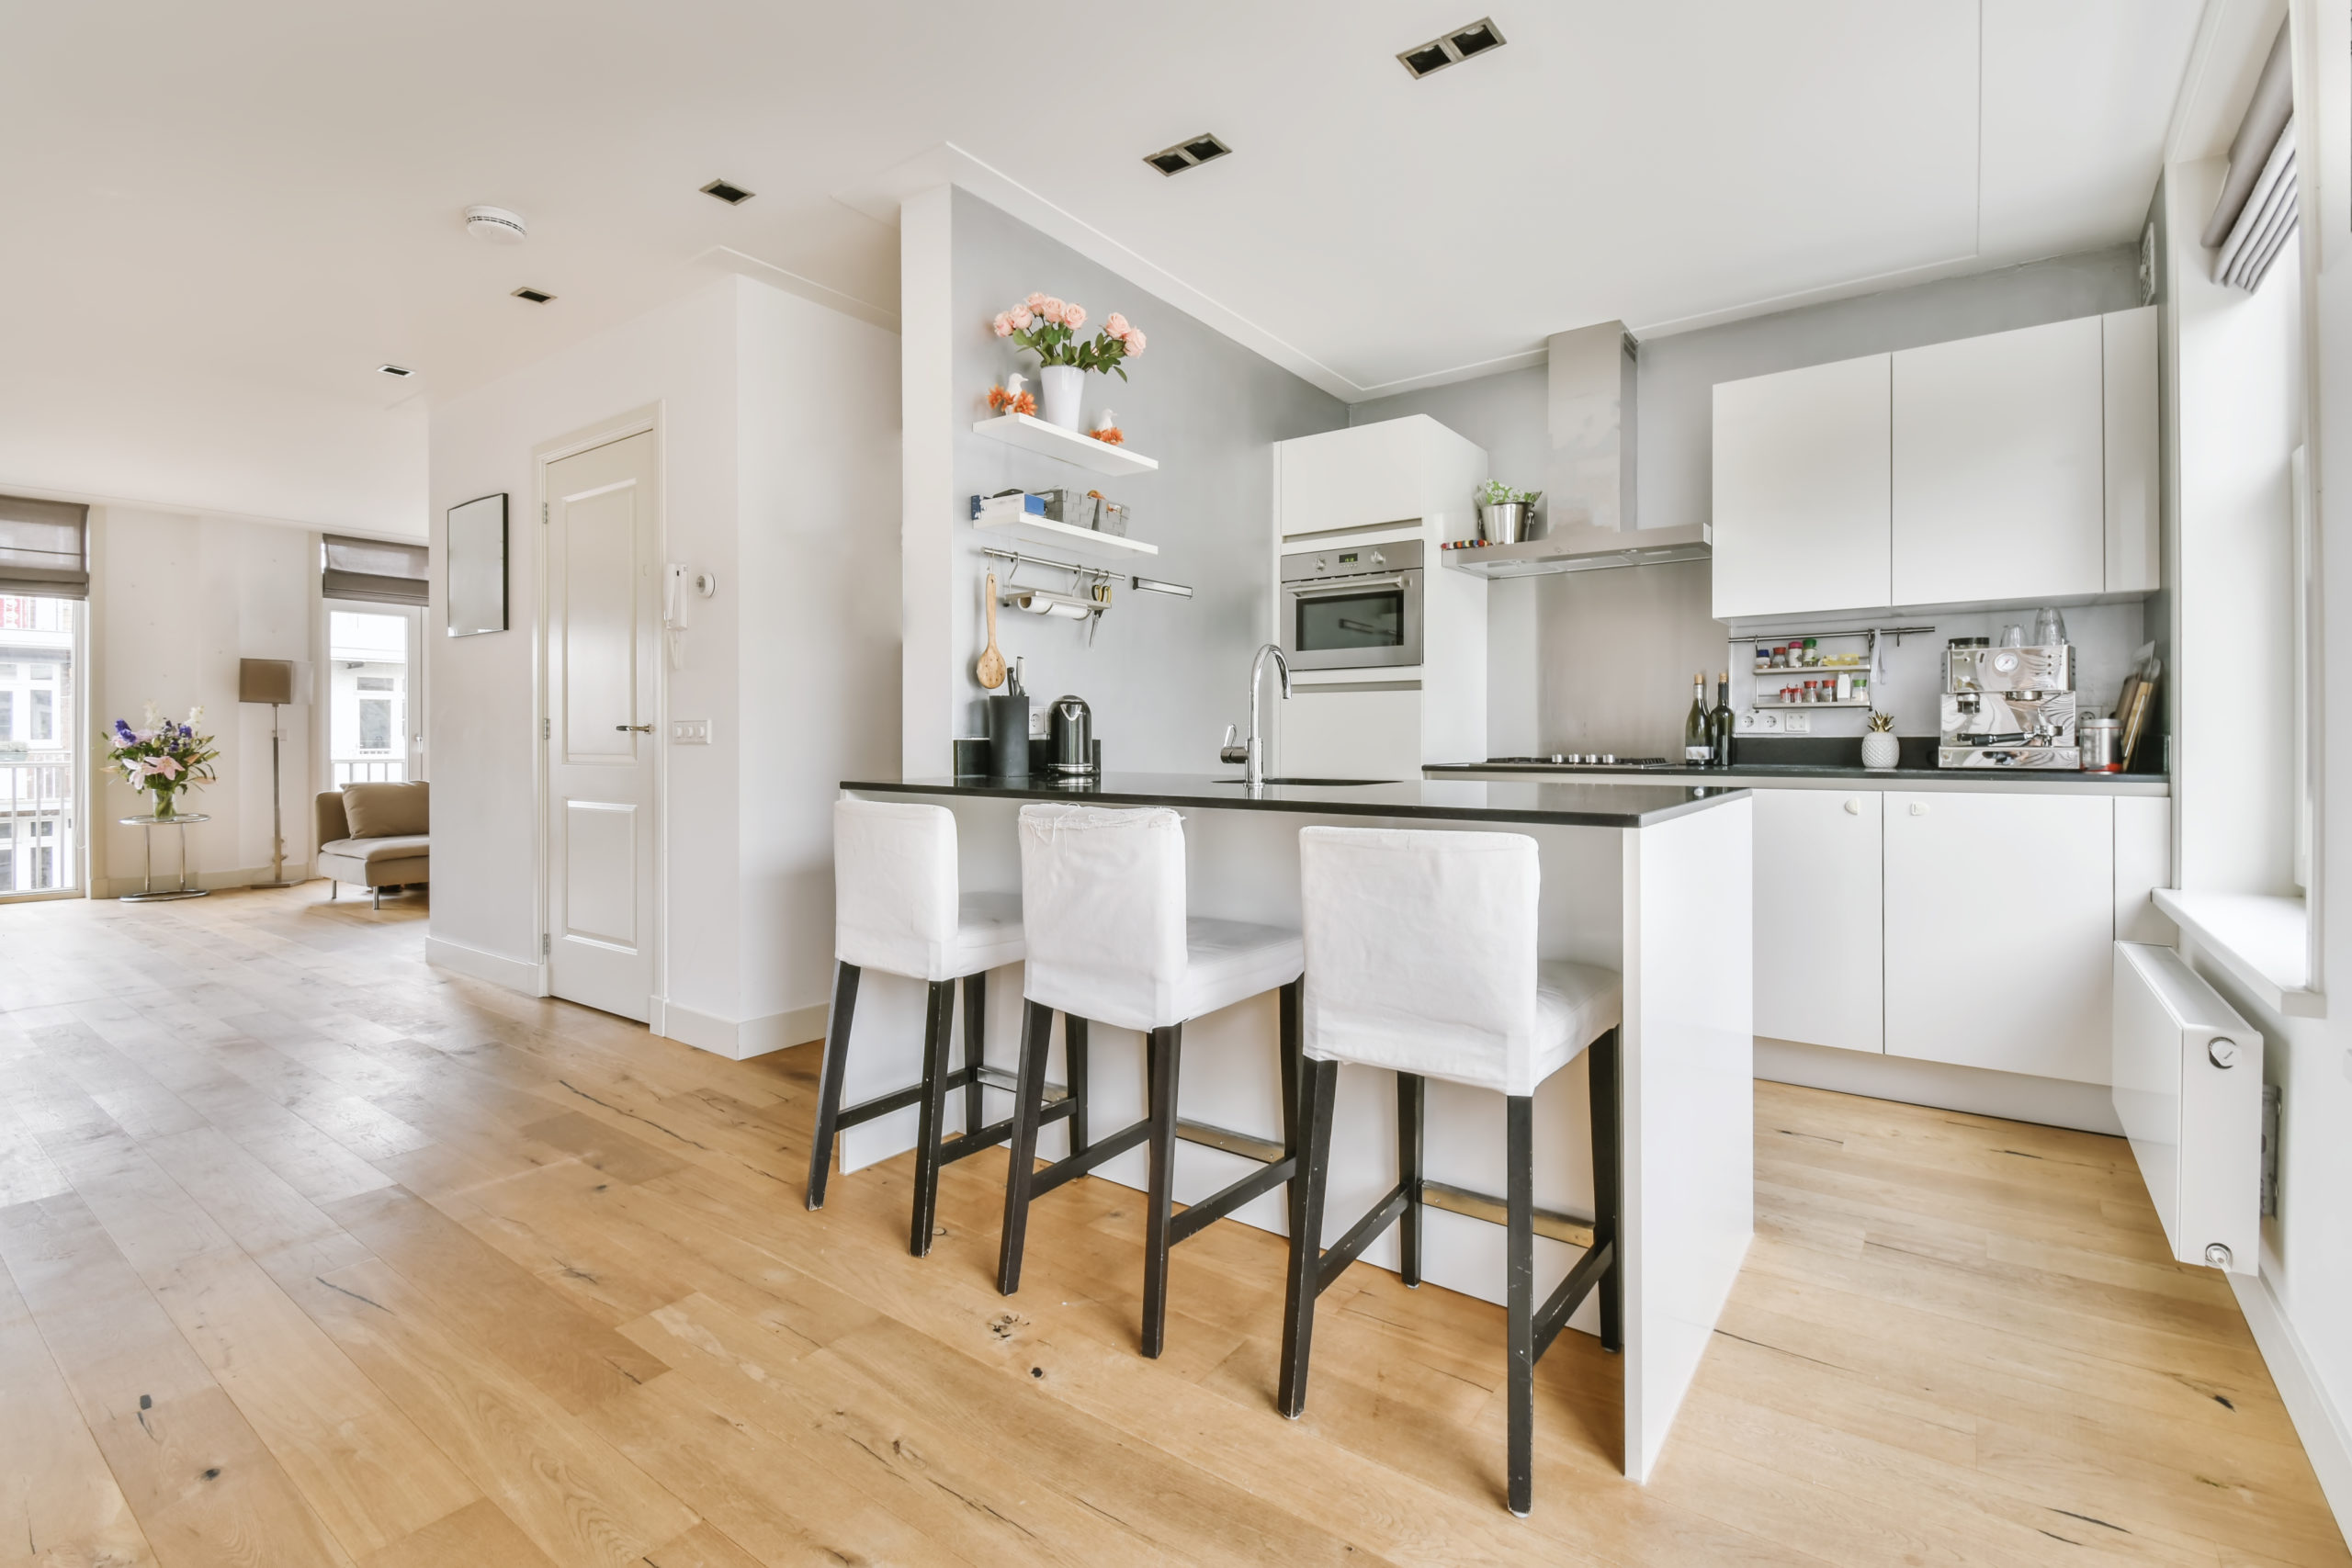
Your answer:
1005;372;1028;400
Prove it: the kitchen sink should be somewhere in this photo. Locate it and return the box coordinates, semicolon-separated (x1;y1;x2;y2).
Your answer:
1211;777;1393;786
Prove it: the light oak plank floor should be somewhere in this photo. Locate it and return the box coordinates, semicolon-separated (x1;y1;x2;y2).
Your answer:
0;885;2342;1567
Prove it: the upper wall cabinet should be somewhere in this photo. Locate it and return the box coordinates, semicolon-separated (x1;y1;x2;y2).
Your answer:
1712;355;1892;619
2103;306;2160;595
1711;307;2158;619
1891;316;2105;606
1275;416;1486;541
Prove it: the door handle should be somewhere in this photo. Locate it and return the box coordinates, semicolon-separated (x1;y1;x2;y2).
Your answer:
616;724;654;733
1909;801;1928;816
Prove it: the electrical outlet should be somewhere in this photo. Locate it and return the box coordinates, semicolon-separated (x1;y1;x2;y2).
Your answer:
1783;711;1812;734
1736;709;1782;735
671;717;711;745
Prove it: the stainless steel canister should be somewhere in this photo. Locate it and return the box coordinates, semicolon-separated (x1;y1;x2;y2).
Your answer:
1479;501;1536;545
2079;716;2122;773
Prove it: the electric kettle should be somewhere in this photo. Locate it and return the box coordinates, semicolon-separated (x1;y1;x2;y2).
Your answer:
1047;694;1096;776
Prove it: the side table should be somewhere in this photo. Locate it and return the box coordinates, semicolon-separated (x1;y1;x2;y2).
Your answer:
118;814;211;901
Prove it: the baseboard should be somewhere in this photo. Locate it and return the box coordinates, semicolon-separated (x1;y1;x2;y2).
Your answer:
93;863;320;899
2231;1268;2352;1542
1754;1038;2125;1135
424;934;548;996
654;998;827;1061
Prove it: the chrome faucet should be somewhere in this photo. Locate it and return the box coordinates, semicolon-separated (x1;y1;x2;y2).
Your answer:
1219;643;1291;788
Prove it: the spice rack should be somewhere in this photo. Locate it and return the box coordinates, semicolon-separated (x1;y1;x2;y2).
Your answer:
1735;624;1930;712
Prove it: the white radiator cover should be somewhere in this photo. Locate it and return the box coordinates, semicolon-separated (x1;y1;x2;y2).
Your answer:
2111;942;2264;1274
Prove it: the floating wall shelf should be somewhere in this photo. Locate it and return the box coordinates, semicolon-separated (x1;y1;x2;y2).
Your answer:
971;512;1159;559
971;412;1160;476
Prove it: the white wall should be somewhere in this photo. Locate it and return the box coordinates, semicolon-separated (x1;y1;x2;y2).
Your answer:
426;273;899;1053
90;507;318;892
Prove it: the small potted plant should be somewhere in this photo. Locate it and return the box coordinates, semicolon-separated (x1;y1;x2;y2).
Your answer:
1476;480;1543;545
992;296;1147;430
1861;710;1900;771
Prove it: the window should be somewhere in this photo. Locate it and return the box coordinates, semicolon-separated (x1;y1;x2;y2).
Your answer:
356;674;394;692
29;689;50;741
0;692;10;739
30;663;52;681
358;698;391;751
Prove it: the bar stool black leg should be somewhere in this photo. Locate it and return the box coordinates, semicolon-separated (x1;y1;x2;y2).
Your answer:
1397;1071;1426;1288
908;979;956;1257
1590;1028;1623;1354
1506;1092;1535;1517
996;1000;1056;1295
1065;1016;1091;1157
1277;1056;1338;1418
960;972;988;1137
1140;1022;1184;1358
805;961;862;1211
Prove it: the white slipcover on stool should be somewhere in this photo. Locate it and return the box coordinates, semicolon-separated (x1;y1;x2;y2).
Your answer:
1281;824;1623;1517
808;798;1026;1256
1000;803;1305;1358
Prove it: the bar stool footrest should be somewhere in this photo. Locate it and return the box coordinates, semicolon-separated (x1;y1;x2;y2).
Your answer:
1029;1116;1152;1198
1316;1181;1410;1296
1532;1236;1615;1363
837;1064;982;1131
1168;1156;1298;1246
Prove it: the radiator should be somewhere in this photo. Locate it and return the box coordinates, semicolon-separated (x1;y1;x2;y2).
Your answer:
2111;942;2264;1274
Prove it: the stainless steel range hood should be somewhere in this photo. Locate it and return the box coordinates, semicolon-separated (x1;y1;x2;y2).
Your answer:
1442;319;1712;578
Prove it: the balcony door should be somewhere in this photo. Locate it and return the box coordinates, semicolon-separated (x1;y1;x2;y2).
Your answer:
326;605;423;785
0;594;83;899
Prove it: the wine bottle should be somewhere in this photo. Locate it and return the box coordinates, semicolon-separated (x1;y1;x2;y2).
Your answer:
1711;672;1735;769
1683;672;1713;764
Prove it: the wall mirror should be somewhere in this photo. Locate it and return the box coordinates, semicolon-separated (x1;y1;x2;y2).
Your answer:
447;492;508;636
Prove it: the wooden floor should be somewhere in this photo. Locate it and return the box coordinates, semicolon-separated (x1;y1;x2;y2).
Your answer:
0;888;2343;1568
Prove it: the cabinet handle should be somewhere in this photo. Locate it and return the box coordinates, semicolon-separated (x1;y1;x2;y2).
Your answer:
1844;798;1860;816
1909;801;1928;816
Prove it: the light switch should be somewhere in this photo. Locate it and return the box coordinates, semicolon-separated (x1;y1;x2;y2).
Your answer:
672;718;711;745
1783;711;1811;734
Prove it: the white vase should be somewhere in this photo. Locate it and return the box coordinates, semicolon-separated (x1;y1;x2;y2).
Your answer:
1860;730;1900;771
1039;365;1085;430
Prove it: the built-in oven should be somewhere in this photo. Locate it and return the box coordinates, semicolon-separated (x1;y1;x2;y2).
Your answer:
1279;538;1423;671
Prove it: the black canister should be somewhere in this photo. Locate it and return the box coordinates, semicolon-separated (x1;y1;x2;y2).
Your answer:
1047;694;1095;775
988;692;1030;779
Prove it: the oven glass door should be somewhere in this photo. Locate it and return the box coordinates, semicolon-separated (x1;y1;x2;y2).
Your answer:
1283;571;1421;670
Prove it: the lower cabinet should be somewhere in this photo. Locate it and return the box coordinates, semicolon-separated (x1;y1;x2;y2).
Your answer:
1754;789;1883;1053
1883;792;2115;1084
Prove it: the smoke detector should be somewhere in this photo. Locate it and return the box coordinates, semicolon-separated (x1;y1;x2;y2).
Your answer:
463;206;528;243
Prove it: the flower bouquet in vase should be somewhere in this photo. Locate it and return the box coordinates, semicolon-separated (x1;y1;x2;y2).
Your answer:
991;295;1147;430
106;703;220;818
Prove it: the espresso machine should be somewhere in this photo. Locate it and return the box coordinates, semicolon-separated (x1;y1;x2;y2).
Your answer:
1939;637;2079;769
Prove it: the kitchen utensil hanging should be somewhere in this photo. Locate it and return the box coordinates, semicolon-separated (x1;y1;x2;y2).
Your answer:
977;543;1193;648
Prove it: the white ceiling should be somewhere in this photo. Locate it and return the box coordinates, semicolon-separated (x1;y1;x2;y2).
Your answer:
1;0;2203;528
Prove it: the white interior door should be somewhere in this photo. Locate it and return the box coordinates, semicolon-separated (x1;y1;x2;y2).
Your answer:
543;430;659;1021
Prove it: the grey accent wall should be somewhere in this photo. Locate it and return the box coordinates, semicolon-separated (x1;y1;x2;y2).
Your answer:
952;189;1347;770
1351;245;2150;758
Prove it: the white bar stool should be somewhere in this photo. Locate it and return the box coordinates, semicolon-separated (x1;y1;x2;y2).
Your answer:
1280;824;1623;1517
1000;803;1305;1358
807;798;1027;1256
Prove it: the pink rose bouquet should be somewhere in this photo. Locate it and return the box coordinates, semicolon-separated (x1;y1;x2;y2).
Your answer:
991;294;1148;380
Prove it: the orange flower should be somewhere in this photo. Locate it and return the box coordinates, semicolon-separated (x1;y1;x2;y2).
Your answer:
1090;424;1125;446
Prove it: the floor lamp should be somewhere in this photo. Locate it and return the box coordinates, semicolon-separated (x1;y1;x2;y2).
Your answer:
238;658;301;888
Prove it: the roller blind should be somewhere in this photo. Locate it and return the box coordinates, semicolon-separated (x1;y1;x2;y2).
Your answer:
322;533;429;605
2205;22;2298;293
0;494;90;598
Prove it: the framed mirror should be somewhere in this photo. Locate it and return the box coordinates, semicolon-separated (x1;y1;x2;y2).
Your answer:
447;492;507;636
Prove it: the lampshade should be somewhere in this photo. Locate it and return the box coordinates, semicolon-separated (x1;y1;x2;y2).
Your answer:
238;658;298;705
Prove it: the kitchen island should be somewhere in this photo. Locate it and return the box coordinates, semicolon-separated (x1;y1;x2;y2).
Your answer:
834;772;1753;1481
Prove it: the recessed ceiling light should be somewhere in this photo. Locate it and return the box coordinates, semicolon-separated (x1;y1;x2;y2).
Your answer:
377;364;414;378
463;205;528;243
700;178;753;205
1143;132;1231;177
1398;17;1507;78
511;287;555;303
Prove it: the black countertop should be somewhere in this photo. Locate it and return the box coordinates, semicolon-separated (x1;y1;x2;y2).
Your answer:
1426;761;2169;788
842;772;1748;829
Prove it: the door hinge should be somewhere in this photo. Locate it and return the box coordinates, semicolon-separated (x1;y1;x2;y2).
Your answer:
542;716;550;740
542;933;551;958
541;502;548;525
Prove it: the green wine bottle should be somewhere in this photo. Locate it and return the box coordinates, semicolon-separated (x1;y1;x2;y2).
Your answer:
1683;672;1713;764
1711;672;1735;769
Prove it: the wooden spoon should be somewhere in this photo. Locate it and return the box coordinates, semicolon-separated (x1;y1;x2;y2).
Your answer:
977;570;1007;689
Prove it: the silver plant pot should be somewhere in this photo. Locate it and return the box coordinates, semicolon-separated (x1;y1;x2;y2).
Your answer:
1479;500;1538;545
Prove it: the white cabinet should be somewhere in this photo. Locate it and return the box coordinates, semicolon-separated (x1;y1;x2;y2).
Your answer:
1891;316;2106;607
1712;355;1892;619
1883;792;2115;1084
1274;416;1486;542
1753;789;1883;1054
2103;306;2160;594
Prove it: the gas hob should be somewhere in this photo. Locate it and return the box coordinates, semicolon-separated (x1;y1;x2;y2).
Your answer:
1483;755;1675;771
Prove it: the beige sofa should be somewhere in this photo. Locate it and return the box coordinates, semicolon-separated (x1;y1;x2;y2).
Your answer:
316;782;429;908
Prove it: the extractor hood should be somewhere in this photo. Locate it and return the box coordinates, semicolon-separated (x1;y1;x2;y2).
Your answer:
1441;319;1712;577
